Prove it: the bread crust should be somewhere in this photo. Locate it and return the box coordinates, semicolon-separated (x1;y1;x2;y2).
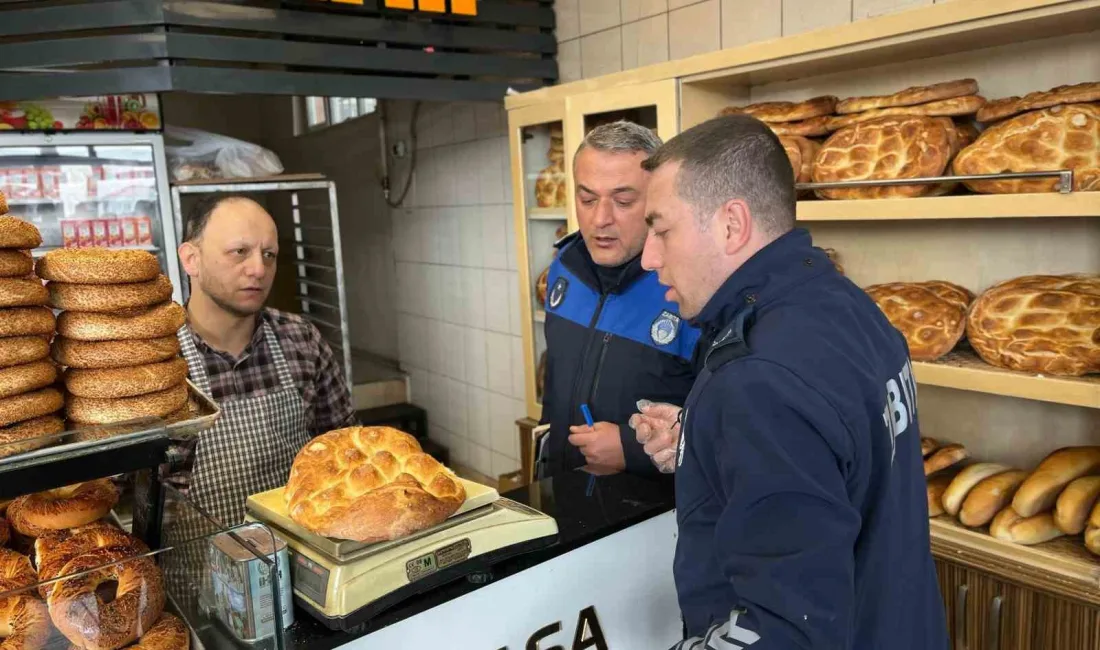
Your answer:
779;135;820;184
812;116;955;199
35;522;149;599
52;335;181;369
1012;446;1100;517
836;79;979;115
965;274;1099;376
66;383;188;425
943;462;1012;517
0;335;50;370
953;103;1100;193
0;277;48;308
977;82;1100;123
767;116;831;137
7;479;119;537
48;274;173;312
926;471;956;517
924;443;969;476
0;569;50;650
0;306;56;338
826;95;986;131
64;357;188;399
921;437;941;457
958;469;1028;528
0;387;62;428
864;282;967;361
0;250;34;278
1053;475;1100;535
0;216;42;249
0;360;58;399
285;426;467;543
0;415;64;459
0;192;7;216
57;301;185;341
719;95;837;123
36;248;161;284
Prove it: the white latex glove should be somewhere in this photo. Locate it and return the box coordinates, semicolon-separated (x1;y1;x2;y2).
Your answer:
628;400;682;474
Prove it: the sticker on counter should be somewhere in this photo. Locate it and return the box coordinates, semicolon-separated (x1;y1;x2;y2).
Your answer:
405;538;472;583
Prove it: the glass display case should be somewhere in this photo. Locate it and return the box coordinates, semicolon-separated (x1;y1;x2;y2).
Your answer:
0;132;183;302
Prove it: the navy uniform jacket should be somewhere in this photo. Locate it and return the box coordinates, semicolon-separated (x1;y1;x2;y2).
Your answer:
540;233;700;477
672;229;948;650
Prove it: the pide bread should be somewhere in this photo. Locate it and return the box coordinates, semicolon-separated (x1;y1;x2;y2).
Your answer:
64;358;188;399
836;79;979;115
48;274;173;312
812;116;955;199
0;306;55;338
56;302;185;341
779;136;820;184
952;103;1100;193
0;250;34;278
0;415;63;459
0;336;50;369
0;216;42;249
864;282;967;361
0;278;48;308
0;387;63;428
766;117;831;138
924;443;969;476
958;468;1028;528
1053;475;1100;535
966;274;1099;376
976;81;1100;123
719;95;837;123
35;248;160;284
66;383;188;425
917;280;974;313
51;335;181;369
0;360;57;399
824;95;986;131
942;462;1012;517
285;426;467;543
1012;446;1100;517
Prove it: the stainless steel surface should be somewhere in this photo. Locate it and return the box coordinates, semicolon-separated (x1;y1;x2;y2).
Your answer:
795;169;1075;193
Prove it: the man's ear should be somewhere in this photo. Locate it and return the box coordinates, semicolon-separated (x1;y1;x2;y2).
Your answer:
719;199;752;255
178;242;200;278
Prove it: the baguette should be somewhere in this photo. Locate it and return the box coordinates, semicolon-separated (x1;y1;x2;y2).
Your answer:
926;472;957;518
990;507;1064;545
1053;476;1100;535
1012;447;1100;517
1086;526;1100;556
959;469;1027;528
943;463;1011;517
921;437;940;457
1090;495;1100;530
924;443;969;476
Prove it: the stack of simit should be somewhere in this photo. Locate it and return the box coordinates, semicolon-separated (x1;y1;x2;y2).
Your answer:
0;191;64;458
36;247;190;430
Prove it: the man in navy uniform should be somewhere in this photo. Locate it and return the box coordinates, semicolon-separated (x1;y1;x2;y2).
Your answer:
639;114;948;650
538;120;699;479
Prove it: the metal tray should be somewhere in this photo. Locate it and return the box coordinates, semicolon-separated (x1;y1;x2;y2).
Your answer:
0;379;220;469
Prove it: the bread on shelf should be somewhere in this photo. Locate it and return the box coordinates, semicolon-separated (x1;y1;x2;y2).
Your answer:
836;79;979;115
976;81;1100;123
719;95;838;123
864;281;971;361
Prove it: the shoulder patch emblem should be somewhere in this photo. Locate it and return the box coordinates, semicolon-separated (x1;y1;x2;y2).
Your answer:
548;277;568;309
650;310;681;346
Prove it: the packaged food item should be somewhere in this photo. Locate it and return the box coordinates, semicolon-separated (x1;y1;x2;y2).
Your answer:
136;215;153;246
61;220;79;248
92;219;109;247
121;217;138;246
76;219;93;248
107;218;123;247
204;523;294;643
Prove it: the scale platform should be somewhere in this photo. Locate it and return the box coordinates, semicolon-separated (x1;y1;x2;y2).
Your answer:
244;478;558;630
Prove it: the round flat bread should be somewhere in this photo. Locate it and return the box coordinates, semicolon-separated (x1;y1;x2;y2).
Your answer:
836;79;979;115
767;116;831;138
825;95;987;131
977;81;1100;123
0;250;33;278
0;216;41;249
865;282;967;361
719;95;837;123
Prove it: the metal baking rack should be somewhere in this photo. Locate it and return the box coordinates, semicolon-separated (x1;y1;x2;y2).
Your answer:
795;169;1076;193
170;177;353;389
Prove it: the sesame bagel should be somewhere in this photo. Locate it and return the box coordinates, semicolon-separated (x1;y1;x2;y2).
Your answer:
57;302;185;341
51;335;180;369
0;415;63;460
36;248;161;284
0;250;33;278
48;274;172;312
0;360;57;399
0;387;63;428
0;277;48;308
7;478;119;538
0;336;50;369
64;357;188;399
0;216;42;249
66;383;188;425
0;306;56;338
0;192;7;216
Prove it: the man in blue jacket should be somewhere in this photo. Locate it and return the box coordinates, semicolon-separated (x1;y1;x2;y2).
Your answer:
538;120;700;479
639;114;948;650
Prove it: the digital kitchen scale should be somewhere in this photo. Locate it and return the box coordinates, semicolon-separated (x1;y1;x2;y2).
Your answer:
244;479;558;630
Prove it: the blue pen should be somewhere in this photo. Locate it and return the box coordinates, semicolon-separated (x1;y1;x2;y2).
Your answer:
580;404;596;496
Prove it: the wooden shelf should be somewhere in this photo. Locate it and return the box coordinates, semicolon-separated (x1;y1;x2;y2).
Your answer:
929;517;1100;607
797;192;1100;222
528;208;567;221
913;352;1100;409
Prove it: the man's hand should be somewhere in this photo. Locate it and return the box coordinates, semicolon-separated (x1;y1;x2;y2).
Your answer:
628;400;682;473
568;422;626;471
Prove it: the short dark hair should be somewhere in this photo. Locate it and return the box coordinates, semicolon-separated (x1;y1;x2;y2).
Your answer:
641;114;796;237
183;194;252;243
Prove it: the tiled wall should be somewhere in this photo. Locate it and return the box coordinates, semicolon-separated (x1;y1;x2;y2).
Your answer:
386;101;529;479
555;0;955;82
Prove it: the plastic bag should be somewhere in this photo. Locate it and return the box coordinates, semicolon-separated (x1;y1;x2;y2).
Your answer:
164;126;283;182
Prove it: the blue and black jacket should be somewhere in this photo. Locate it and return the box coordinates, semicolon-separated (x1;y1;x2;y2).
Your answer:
539;232;700;478
672;229;948;650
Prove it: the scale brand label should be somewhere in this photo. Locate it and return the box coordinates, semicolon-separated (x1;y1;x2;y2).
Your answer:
292;551;331;607
406;538;472;582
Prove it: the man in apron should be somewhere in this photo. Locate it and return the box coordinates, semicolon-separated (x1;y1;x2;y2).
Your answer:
166;194;356;532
